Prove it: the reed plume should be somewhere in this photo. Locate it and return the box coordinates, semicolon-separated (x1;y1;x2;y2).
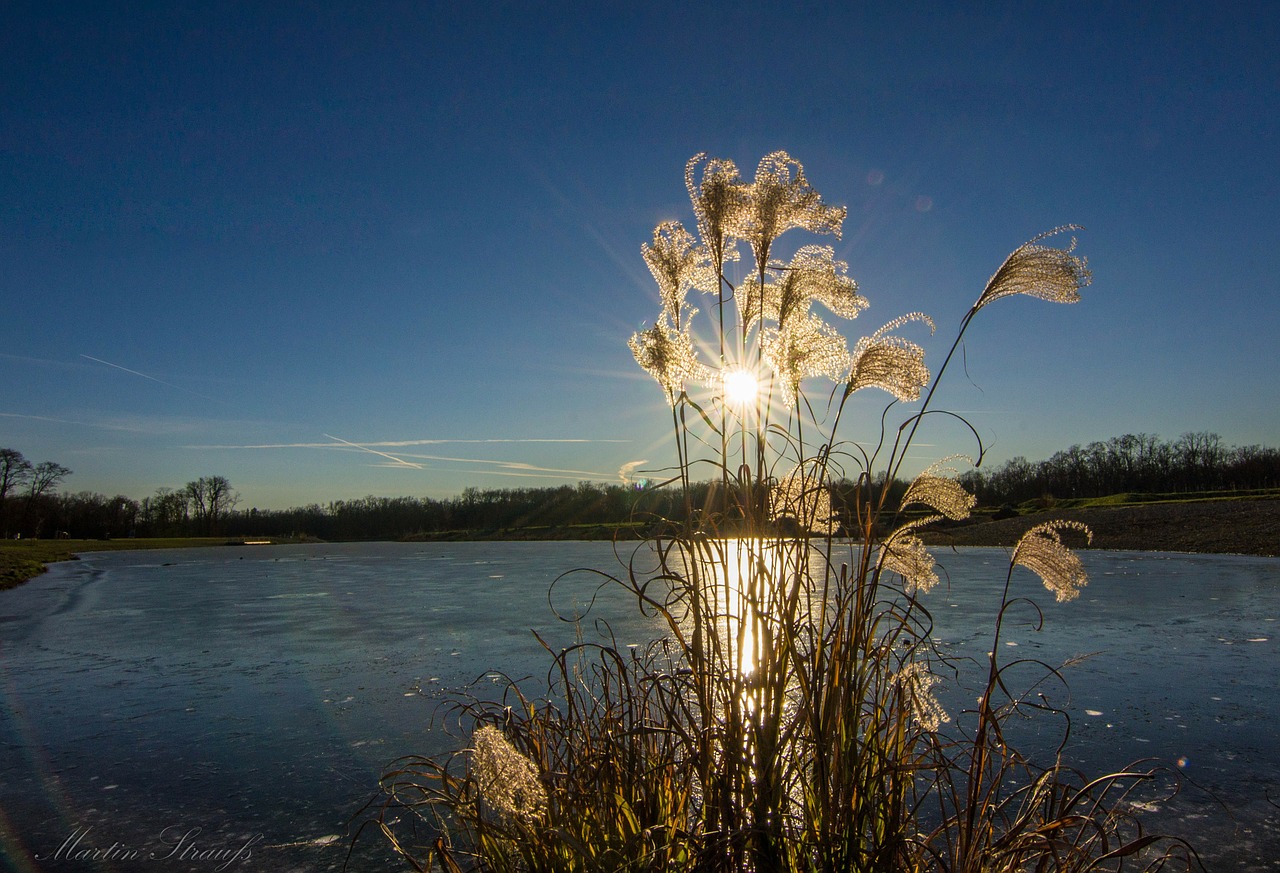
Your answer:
974;226;1092;311
471;725;547;822
879;519;942;594
1013;519;1094;602
901;457;977;521
374;153;1198;873
893;660;950;732
643;220;710;327
845;313;934;401
628;314;711;403
735;151;845;268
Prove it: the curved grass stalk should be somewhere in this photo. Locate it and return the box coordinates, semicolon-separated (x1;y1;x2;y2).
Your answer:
371;155;1198;873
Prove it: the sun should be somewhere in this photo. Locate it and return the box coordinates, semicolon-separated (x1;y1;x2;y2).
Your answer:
723;368;760;410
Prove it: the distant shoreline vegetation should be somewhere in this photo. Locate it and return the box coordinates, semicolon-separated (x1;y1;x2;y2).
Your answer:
0;432;1276;591
2;433;1277;544
4;434;1280;543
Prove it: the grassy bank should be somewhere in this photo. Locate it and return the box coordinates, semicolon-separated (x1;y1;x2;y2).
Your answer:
0;537;284;591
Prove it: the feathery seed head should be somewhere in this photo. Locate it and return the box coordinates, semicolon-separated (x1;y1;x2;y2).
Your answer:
893;661;951;732
739;245;866;332
1012;520;1094;602
629;315;712;404
734;247;863;406
737;151;846;265
770;466;838;534
642;221;712;326
471;725;547;822
777;245;866;323
901;457;976;521
845;313;934;401
975;226;1091;312
685;153;746;263
762;314;851;408
878;522;941;594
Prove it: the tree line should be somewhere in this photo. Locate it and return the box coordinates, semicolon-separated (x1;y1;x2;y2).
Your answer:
228;482;678;541
1;448;240;539
1;448;72;538
4;432;1276;541
956;432;1280;507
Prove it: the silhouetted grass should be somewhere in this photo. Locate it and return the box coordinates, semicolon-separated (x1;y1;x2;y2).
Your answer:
369;154;1200;871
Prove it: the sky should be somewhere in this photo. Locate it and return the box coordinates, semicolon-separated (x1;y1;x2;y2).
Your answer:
2;2;1277;510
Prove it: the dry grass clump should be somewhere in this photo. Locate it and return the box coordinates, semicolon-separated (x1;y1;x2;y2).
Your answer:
369;153;1199;872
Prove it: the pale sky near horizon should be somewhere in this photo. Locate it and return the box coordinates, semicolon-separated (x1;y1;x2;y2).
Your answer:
2;2;1277;510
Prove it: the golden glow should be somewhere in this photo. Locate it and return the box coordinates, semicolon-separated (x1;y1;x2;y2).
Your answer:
681;538;791;680
722;368;759;409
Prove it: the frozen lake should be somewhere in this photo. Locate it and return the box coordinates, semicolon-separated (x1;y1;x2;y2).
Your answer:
1;541;1277;871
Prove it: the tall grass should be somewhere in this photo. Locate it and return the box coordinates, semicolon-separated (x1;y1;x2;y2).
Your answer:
370;153;1199;871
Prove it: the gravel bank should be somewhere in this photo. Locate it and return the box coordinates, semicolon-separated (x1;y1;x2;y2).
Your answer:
919;498;1279;557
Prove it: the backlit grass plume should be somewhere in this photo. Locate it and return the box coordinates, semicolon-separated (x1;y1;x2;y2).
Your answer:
471;725;547;823
628;314;711;404
901;457;978;521
974;225;1092;311
846;313;934;401
879;518;942;595
736;151;845;269
373;154;1199;873
1013;519;1094;602
893;660;951;733
643;221;711;327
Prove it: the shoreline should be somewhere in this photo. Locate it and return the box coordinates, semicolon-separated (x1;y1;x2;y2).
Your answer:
917;497;1278;557
4;498;1276;592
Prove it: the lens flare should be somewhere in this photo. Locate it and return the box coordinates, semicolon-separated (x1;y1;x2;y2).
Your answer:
723;369;759;409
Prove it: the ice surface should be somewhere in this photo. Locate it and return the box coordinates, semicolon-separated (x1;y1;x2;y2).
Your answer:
0;542;1277;870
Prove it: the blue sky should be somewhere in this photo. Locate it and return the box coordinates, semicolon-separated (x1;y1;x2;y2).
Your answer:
2;2;1277;509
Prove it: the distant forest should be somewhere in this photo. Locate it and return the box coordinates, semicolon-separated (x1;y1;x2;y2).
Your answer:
956;431;1279;507
2;432;1277;541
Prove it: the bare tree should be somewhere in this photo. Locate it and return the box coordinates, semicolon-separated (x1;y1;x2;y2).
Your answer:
185;475;239;535
0;448;34;536
27;461;71;498
142;487;190;536
0;448;32;502
22;460;72;537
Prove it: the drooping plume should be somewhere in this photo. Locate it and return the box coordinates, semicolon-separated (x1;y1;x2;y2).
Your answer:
737;246;865;331
736;151;846;268
629;315;711;404
900;457;976;521
878;516;943;594
893;660;951;732
1012;520;1094;602
762;314;851;409
771;465;838;534
740;246;865;407
684;153;745;279
642;221;712;327
471;725;547;821
845;313;934;401
974;226;1091;311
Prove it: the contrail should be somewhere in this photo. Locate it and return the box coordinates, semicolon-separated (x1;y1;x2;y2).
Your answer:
185;438;628;449
188;434;624;480
617;459;648;484
391;452;613;478
322;434;424;469
0;411;142;431
80;354;222;403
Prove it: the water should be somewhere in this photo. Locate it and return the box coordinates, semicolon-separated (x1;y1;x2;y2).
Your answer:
0;542;1277;871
